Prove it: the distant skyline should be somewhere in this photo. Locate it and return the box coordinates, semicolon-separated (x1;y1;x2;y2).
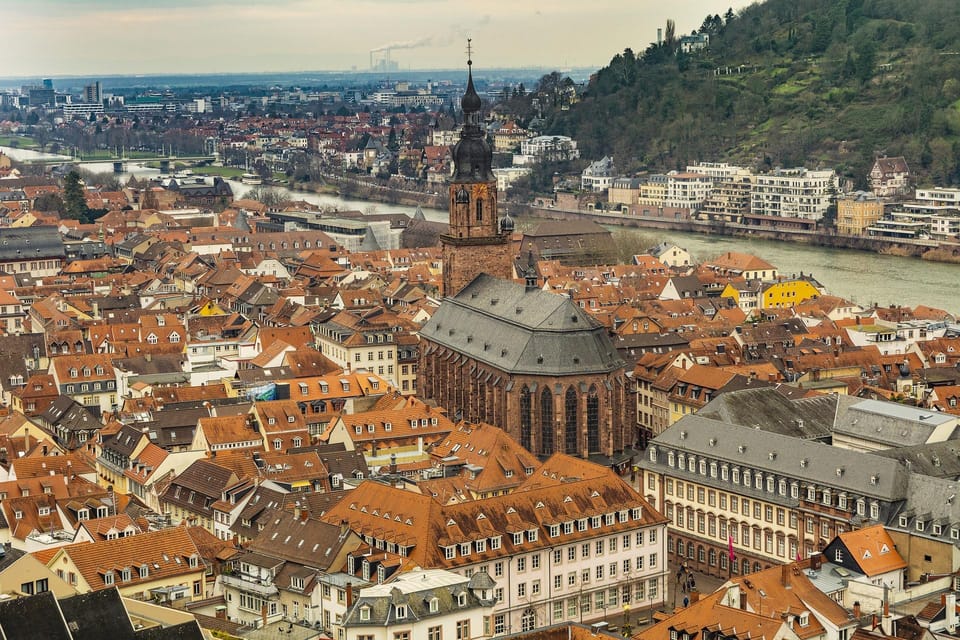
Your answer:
9;0;755;78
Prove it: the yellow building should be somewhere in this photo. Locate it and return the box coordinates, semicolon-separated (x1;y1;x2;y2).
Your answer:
760;279;821;309
719;281;761;313
837;193;884;236
44;528;206;602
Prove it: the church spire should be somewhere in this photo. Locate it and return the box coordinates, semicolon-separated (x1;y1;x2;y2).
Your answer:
461;39;482;127
452;40;491;182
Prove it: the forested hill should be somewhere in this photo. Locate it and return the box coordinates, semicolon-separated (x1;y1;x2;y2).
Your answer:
544;0;960;187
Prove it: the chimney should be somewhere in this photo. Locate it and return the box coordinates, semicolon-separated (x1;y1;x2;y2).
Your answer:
853;601;861;619
293;501;301;520
261;603;268;628
781;563;789;587
689;589;700;604
346;581;353;608
340;519;349;537
739;590;747;610
946;593;957;631
883;600;890;618
809;552;821;571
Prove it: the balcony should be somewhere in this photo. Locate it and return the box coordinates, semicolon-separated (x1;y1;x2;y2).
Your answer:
219;573;280;597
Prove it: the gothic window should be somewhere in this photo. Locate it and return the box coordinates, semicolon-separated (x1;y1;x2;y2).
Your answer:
565;387;578;454
520;385;532;452
455;187;469;204
476;200;483;222
540;387;554;456
587;385;600;453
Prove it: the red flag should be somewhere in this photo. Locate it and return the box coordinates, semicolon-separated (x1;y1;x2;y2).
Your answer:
728;535;735;561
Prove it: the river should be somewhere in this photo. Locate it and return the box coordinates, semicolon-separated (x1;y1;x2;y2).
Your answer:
4;145;959;315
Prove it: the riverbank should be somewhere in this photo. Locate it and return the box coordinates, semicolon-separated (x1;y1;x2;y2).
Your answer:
287;174;446;211
521;204;960;265
281;178;960;266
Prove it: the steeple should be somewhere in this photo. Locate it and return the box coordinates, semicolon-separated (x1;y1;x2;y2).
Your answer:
461;41;482;123
452;40;492;182
440;40;512;298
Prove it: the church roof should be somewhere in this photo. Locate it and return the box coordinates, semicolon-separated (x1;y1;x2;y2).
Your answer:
420;274;624;376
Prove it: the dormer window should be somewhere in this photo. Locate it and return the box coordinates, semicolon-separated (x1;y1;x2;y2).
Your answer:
360;606;371;621
38;506;50;516
395;604;407;619
140;565;148;578
429;597;439;612
69;368;78;378
104;571;114;585
527;529;538;542
457;592;467;606
287;415;295;423
512;532;523;545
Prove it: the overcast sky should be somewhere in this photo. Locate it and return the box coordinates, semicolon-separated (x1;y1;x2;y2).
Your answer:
8;0;757;77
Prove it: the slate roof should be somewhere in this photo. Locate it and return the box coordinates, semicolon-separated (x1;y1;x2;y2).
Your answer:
0;226;65;261
872;439;960;479
697;387;836;440
420;274;624;376
58;588;136;640
246;511;355;570
0;590;73;640
647;415;910;501
343;569;491;627
834;397;957;447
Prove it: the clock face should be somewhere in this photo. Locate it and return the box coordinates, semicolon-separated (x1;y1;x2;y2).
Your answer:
471;183;489;200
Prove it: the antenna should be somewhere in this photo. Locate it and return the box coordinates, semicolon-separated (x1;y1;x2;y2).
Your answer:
466;38;473;65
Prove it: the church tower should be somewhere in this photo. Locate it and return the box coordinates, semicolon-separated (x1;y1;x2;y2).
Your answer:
441;46;514;297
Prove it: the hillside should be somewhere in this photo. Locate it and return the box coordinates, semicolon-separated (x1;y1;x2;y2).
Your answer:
541;0;960;187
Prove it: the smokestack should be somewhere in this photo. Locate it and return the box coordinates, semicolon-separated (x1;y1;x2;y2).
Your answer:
946;593;957;630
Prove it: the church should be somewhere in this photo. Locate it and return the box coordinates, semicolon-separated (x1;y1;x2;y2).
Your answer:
418;54;632;461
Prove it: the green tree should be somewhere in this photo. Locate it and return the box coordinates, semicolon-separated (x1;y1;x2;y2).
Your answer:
855;41;876;85
63;171;90;221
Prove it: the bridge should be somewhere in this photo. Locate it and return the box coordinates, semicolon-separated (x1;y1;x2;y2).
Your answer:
26;155;216;173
